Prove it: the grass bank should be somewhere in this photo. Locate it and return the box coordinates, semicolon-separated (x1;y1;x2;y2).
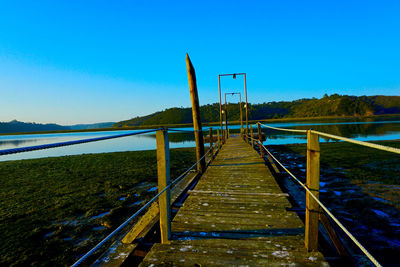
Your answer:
0;148;197;266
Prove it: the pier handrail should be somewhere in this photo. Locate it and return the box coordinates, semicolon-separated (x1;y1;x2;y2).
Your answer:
243;122;400;267
0;127;222;266
72;139;220;266
0;129;161;156
260;123;400;154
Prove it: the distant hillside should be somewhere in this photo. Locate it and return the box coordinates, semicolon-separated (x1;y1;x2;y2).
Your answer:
114;95;400;127
0;120;116;134
0;120;68;134
68;122;115;130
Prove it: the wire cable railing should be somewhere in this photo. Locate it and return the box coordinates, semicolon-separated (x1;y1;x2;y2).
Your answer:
71;140;219;267
0;127;220;266
0;129;161;156
259;123;308;133
259;123;400;154
247;135;381;266
4;123;393;266
243;122;400;267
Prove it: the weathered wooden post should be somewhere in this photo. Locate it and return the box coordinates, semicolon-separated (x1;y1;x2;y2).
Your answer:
156;129;171;244
257;123;264;158
249;127;253;148
186;54;206;173
209;127;213;160
305;130;320;251
217;128;220;148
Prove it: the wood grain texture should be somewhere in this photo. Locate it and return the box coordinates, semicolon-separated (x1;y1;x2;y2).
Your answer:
141;136;327;266
305;130;320;251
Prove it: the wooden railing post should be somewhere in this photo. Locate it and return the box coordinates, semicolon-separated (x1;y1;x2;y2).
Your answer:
257;123;264;158
156;129;171;244
209;127;213;160
250;127;254;148
186;54;206;173
305;130;320;251
217;129;220;148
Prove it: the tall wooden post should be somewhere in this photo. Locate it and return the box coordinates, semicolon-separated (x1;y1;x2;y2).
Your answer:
224;94;228;139
257;123;264;158
250;127;254;148
186;54;206;173
239;93;243;137
156;129;171;244
217;129;220;147
209;127;213;160
305;130;320;251
218;75;224;144
244;74;249;138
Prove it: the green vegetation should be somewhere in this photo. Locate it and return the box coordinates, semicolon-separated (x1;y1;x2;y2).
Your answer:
0;148;197;266
115;95;400;127
2;95;399;135
0;120;68;133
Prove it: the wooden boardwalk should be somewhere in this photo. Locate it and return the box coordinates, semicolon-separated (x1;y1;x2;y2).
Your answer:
140;136;328;266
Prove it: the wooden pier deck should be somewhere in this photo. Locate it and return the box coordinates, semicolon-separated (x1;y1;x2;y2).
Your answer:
140;136;328;266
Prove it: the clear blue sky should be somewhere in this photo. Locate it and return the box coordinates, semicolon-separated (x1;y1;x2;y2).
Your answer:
0;0;399;125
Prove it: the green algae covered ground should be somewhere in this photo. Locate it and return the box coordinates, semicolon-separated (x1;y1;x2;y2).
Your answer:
268;140;400;266
0;148;197;266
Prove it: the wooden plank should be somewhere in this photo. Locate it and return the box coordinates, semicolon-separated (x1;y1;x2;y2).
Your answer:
141;239;326;266
122;202;159;244
188;190;289;197
141;136;328;266
267;155;281;173
320;212;349;256
122;171;200;244
305;130;320;251
156;129;171;244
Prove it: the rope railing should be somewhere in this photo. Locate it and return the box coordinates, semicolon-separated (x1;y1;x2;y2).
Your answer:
1;127;221;266
311;129;400;155
260;123;308;133
244;122;395;267
71;139;220;267
0;129;161;156
259;123;400;154
256;139;381;267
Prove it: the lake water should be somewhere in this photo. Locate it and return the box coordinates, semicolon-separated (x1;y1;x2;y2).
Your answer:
1;118;399;161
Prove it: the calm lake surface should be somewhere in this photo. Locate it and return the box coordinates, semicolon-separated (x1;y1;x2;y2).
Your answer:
1;118;399;161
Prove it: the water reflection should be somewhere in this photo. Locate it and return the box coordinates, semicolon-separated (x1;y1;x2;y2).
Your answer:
0;119;399;161
0;139;40;147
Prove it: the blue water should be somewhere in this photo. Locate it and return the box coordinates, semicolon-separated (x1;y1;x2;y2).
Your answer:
0;120;399;161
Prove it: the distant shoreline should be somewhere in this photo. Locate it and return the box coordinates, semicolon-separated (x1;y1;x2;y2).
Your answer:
1;113;400;136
